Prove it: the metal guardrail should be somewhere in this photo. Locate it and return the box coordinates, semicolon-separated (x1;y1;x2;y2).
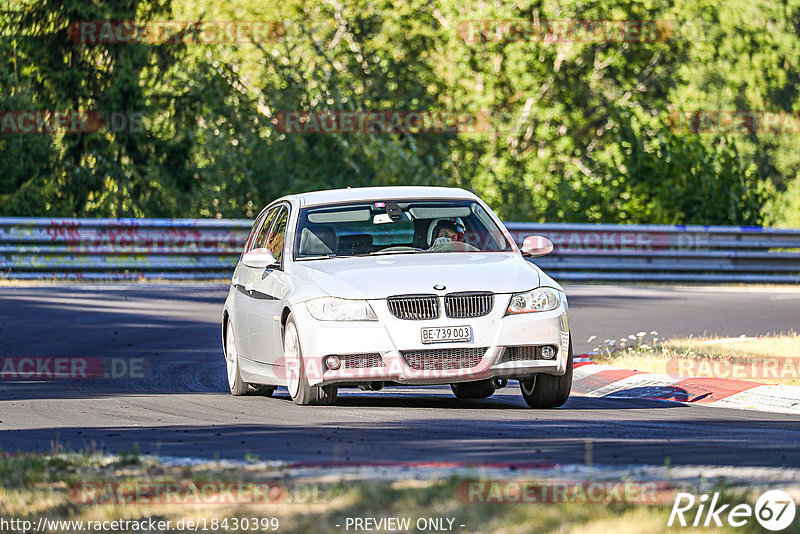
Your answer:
0;218;250;280
505;222;800;283
1;218;799;282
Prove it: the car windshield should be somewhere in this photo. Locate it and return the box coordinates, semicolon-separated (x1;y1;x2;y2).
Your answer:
294;199;514;259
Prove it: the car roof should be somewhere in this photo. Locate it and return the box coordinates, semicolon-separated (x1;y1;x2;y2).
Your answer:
275;186;479;208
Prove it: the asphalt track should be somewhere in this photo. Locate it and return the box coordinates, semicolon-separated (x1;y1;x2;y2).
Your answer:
1;284;799;467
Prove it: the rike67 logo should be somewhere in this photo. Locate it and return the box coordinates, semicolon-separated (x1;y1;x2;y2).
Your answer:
668;490;796;531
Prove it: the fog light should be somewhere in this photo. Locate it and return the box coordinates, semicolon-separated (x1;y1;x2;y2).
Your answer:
540;346;556;360
325;355;341;370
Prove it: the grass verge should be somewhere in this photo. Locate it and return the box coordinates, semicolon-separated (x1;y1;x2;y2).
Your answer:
0;451;793;533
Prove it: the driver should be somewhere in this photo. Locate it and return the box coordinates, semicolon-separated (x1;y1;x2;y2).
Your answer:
430;218;466;248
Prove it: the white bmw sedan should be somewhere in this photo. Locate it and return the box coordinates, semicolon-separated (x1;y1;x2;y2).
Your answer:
222;186;572;407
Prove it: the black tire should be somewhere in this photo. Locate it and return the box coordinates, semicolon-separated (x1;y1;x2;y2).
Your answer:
225;320;249;396
519;337;573;408
283;314;338;406
451;379;496;399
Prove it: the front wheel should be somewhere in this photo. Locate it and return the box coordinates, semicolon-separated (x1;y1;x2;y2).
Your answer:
519;337;573;408
225;320;277;396
283;314;338;406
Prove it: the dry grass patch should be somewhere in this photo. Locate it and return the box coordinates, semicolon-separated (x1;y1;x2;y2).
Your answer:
663;333;800;360
591;332;800;385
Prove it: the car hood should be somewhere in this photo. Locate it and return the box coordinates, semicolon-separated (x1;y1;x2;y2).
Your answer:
290;252;544;300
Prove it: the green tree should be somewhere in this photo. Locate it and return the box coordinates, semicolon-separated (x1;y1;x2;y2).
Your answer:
0;16;61;215
6;0;193;216
2;0;795;224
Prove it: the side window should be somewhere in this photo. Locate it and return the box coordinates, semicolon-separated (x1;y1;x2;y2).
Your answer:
243;210;268;254
266;207;289;262
253;208;279;251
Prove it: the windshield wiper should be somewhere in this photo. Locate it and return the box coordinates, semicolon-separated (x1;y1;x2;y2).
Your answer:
369;248;424;255
297;253;338;260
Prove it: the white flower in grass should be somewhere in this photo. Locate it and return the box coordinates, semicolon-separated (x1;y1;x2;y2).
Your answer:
587;335;597;343
628;335;636;340
637;331;646;337
650;330;658;335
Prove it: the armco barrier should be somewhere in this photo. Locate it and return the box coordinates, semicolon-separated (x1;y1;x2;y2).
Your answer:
0;218;250;280
1;218;799;282
505;222;800;283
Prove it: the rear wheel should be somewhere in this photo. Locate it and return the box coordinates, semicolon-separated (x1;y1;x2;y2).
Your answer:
519;337;573;408
283;314;338;406
225;320;249;396
451;379;495;399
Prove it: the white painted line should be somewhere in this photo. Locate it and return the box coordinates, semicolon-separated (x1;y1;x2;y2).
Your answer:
712;385;800;416
590;373;682;398
573;364;619;377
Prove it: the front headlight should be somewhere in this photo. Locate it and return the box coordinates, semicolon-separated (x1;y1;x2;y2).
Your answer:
306;297;378;321
506;287;561;314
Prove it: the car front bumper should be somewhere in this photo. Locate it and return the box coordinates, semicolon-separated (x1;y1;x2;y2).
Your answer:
290;293;570;387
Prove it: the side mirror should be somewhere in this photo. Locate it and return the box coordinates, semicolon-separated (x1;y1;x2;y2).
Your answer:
242;248;278;269
520;235;554;257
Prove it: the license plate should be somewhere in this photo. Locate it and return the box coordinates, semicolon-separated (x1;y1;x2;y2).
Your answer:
420;325;472;344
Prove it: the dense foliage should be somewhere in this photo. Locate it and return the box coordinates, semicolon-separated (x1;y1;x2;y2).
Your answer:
1;0;798;224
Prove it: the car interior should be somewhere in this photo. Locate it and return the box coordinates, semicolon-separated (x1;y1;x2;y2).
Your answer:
295;201;509;258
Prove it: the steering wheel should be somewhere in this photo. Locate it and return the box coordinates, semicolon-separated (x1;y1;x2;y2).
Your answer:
429;240;480;252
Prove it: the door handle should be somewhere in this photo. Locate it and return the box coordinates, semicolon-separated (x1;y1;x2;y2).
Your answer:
244;283;255;292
